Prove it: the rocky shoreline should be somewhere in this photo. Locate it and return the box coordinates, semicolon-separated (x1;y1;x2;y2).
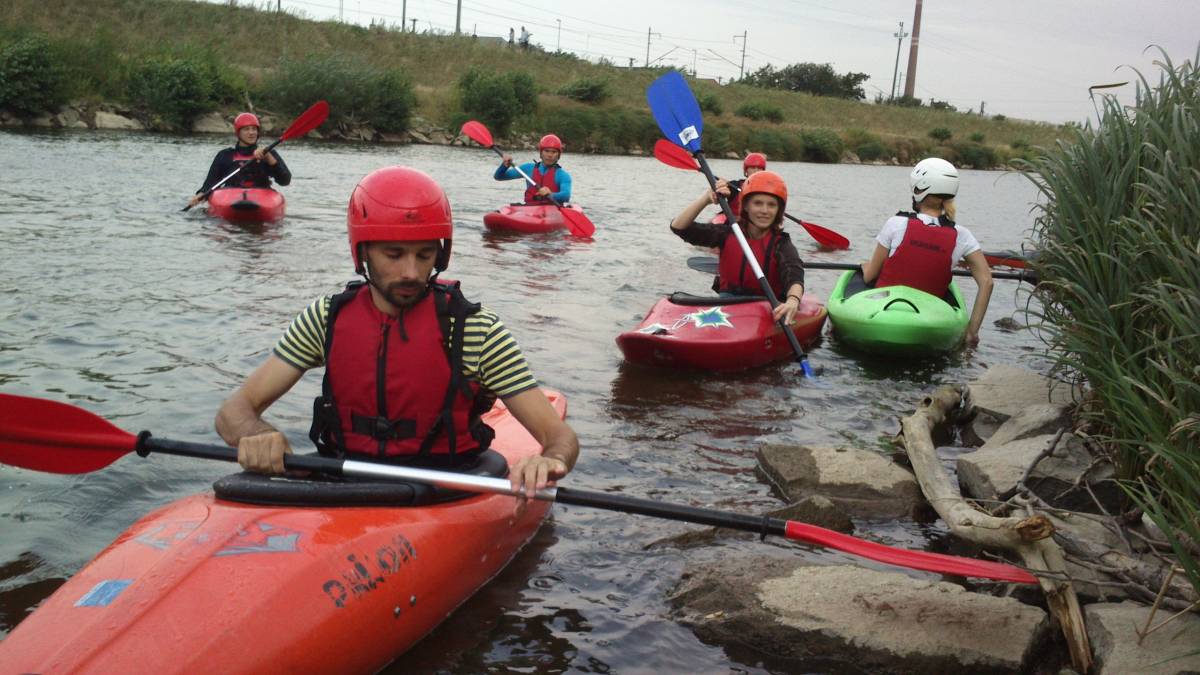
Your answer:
666;364;1200;674
0;101;970;167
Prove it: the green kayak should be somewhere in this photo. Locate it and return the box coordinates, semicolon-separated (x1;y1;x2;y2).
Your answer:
827;270;968;354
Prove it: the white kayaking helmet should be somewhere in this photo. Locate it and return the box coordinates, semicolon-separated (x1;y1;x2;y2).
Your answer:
909;157;959;202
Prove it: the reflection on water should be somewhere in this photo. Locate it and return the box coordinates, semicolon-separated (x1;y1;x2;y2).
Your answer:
0;129;1047;671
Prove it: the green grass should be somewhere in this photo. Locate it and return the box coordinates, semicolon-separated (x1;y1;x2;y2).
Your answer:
2;0;1066;159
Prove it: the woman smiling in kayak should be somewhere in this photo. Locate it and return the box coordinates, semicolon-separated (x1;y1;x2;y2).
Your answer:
860;157;994;346
670;170;806;324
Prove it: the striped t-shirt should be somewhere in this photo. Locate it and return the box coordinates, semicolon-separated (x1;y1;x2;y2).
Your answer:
272;295;538;398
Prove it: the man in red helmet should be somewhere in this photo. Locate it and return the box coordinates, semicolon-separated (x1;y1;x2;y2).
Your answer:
187;112;291;209
214;166;578;496
494;133;573;204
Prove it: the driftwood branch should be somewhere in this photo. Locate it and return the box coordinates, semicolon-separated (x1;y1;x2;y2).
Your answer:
898;385;1092;674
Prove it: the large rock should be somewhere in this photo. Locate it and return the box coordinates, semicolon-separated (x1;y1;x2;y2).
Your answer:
671;558;1049;674
957;433;1118;512
757;444;924;519
981;404;1072;449
968;364;1079;420
93;111;143;130
1085;602;1200;674
55;107;88;129
191;112;229;134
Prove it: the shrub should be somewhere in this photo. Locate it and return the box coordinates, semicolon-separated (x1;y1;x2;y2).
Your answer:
855;140;888;161
735;101;783;123
558;78;609;104
267;54;416;133
457;67;537;135
531;104;659;154
697;93;722;115
969;132;985;143
928;127;953;142
953;142;997;169
992;114;1007;122
0;34;65;118
127;57;213;127
1011;138;1030;150
800;128;844;163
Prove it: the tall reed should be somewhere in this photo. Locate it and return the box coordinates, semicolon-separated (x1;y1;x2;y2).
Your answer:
1021;48;1200;596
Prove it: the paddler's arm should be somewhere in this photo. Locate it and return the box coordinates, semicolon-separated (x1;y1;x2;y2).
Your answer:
963;249;994;347
861;243;889;284
670;179;729;232
503;388;579;498
215;354;305;474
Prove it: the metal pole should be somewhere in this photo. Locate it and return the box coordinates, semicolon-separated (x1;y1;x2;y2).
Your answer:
401;0;406;31
455;0;461;34
646;27;651;67
890;21;908;100
557;19;561;51
903;0;923;99
734;31;747;80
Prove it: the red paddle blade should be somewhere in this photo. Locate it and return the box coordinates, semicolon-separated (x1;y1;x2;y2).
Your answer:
0;394;137;473
653;139;699;170
560;206;596;238
785;521;1038;584
791;216;851;250
460;120;494;148
279;100;330;142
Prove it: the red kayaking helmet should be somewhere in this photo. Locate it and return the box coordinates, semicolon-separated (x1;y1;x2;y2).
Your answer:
538;134;563;151
739;170;788;225
234;112;260;132
743;152;767;172
347;167;454;274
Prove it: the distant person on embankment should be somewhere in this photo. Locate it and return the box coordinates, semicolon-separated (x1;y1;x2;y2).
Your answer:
187;112;291;209
860;157;994;346
670;170;807;324
494;134;573;204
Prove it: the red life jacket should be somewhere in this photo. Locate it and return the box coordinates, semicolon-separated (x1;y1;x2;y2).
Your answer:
716;228;784;297
524;162;560;204
231;146;268;188
875;213;957;296
308;281;495;461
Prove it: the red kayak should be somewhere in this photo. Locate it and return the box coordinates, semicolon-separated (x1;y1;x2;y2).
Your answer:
206;187;286;224
0;391;565;674
616;293;827;371
483;203;585;233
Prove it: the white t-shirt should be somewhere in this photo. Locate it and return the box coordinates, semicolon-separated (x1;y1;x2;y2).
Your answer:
875;213;980;266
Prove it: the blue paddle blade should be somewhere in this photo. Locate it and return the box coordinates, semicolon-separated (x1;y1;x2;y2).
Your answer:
646;71;704;153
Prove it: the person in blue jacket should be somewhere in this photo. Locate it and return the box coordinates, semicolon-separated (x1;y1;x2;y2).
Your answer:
494;134;572;204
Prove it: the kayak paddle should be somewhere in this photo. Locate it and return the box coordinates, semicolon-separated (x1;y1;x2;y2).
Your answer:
686;256;1037;283
183;100;330;212
646;71;816;378
460;120;596;238
652;139;851;250
0;393;1038;584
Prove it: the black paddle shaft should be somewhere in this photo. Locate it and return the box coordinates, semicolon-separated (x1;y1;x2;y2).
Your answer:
182;138;284;212
556;486;788;537
692;153;811;367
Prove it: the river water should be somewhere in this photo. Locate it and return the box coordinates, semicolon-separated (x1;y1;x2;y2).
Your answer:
0;130;1047;672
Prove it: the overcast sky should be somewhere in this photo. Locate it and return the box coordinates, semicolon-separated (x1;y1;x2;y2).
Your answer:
238;0;1198;124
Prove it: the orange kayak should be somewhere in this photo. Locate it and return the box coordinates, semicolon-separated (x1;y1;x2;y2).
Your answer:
0;391;565;674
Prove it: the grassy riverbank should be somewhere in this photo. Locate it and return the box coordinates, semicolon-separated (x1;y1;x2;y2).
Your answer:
2;0;1066;165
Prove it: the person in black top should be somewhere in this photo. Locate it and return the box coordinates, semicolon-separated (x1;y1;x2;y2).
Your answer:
187;112;291;208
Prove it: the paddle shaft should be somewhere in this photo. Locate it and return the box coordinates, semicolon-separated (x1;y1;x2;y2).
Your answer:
694;153;814;376
130;434;1033;583
182;138;284;212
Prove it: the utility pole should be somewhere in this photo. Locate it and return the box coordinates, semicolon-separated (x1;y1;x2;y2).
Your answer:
692;49;698;76
556;19;561;51
454;0;461;34
733;31;747;80
890;21;908;100
903;0;923;99
339;0;343;21
645;27;661;68
401;0;406;31
410;17;417;32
